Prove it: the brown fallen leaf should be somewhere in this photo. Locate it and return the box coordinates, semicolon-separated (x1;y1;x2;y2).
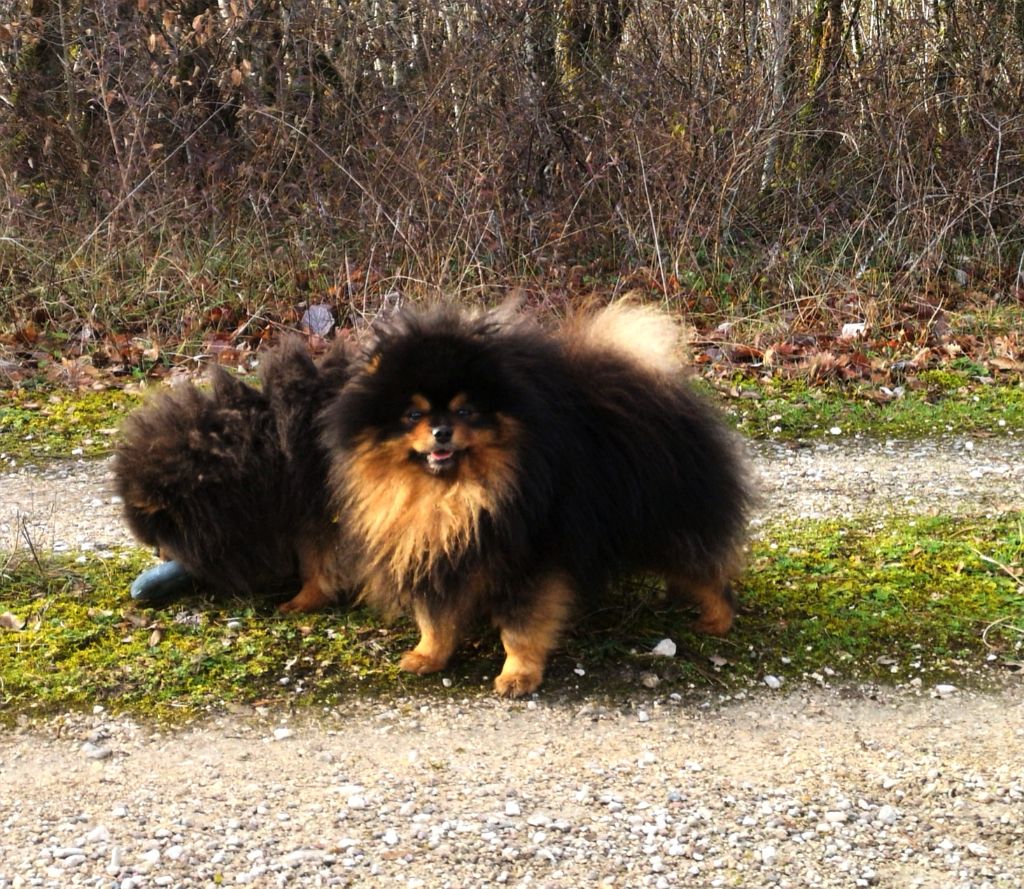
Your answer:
0;611;26;631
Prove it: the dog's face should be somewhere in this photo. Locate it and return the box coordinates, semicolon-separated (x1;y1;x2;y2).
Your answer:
401;391;494;476
330;316;524;488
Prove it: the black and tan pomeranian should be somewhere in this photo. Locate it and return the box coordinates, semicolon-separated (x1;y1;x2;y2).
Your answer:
113;339;358;611
321;302;753;697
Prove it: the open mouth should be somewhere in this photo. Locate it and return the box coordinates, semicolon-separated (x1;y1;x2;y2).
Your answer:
425;449;458;473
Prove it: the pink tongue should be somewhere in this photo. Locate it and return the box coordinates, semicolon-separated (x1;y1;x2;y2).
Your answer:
432;450;453;459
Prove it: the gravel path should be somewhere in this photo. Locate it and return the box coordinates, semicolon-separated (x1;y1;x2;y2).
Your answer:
2;436;1022;551
2;687;1022;888
2;436;1023;888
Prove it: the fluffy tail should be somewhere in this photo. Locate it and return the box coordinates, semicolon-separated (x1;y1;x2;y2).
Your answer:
564;302;687;377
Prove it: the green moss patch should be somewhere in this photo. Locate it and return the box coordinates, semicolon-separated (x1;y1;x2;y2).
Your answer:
1;513;1021;721
707;375;1024;440
2;374;1021;463
0;388;141;460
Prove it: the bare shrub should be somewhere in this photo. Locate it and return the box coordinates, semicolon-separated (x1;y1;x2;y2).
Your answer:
1;0;1022;333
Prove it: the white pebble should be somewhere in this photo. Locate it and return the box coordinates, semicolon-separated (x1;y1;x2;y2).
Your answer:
651;638;677;657
764;675;782;690
272;728;294;741
877;805;898;825
85;825;110;843
280;849;324;866
505;800;521;816
81;742;112;760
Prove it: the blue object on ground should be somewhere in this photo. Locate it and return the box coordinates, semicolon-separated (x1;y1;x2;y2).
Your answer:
130;560;197;602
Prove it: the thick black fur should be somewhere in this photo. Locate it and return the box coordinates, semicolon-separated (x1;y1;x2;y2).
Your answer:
321;304;753;693
114;339;354;599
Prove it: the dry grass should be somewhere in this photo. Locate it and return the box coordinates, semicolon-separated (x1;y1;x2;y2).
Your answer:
1;1;1022;349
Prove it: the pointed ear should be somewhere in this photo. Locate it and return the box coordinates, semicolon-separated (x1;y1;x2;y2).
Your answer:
350;318;388;373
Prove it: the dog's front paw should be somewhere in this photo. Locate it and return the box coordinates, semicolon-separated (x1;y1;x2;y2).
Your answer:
494;667;543;698
399;650;447;675
692;601;734;636
278;582;333;614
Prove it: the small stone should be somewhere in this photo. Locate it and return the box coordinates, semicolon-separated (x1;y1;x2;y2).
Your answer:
85;825;111;843
764;675;782;690
637;710;651;723
759;845;778;865
273;728;294;741
877;805;898;825
505;800;521;816
651;638;676;657
81;742;112;760
934;684;957;698
281;849;324;866
640;672;660;689
382;829;399;845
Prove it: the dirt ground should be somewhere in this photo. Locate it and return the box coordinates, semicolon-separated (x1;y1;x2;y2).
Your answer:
2;436;1023;887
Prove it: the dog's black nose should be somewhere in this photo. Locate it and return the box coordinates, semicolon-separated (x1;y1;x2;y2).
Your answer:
432;424;453;444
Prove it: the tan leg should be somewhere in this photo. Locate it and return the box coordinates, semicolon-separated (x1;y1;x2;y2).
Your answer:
494;573;575;698
399;600;465;675
278;573;335;613
668;576;736;636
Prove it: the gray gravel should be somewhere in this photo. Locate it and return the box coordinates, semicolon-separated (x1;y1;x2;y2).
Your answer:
3;435;1023;552
2;436;1023;888
2;688;1023;888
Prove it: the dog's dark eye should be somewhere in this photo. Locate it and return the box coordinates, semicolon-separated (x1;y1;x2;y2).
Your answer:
456;405;476;418
406;409;424;423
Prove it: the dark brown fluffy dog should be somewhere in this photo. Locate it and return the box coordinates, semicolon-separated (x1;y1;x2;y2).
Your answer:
113;339;358;610
321;303;754;697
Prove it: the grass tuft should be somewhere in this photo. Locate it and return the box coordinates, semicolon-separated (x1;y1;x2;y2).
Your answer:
2;513;1021;721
